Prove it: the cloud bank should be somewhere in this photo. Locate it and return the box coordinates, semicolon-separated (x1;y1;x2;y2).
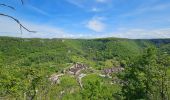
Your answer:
0;13;170;39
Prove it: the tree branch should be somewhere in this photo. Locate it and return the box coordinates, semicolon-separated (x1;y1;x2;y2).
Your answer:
0;3;15;10
0;0;37;34
0;13;36;34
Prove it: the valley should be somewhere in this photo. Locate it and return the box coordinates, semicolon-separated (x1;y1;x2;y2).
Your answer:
0;36;170;100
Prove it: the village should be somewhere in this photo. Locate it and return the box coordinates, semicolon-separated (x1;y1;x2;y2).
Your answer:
49;62;124;88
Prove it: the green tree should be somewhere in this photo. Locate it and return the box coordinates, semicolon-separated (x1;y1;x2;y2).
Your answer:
156;52;170;100
120;47;161;100
141;47;158;99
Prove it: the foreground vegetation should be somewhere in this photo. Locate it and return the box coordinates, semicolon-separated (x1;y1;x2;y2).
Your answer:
0;36;170;100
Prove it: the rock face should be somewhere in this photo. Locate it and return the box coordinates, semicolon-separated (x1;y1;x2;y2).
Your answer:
68;63;87;75
103;67;124;75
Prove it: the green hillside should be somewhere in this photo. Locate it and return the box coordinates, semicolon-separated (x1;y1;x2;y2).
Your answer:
0;36;170;100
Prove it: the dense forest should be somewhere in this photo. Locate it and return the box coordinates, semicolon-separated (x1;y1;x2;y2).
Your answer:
0;36;170;100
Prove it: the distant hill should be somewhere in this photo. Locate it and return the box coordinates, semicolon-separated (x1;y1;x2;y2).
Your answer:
0;36;169;67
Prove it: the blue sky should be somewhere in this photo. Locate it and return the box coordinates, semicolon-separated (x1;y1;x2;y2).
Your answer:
0;0;170;38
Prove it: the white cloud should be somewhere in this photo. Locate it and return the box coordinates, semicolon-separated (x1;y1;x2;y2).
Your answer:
0;16;108;39
91;7;102;12
0;17;75;38
86;17;106;32
109;28;170;39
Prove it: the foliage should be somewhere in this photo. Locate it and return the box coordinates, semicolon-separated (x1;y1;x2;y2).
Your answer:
120;47;170;100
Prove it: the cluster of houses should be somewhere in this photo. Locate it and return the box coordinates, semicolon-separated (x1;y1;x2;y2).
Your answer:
49;63;87;84
68;63;87;75
49;63;124;85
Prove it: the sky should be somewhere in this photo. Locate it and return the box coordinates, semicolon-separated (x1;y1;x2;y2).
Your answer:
0;0;170;39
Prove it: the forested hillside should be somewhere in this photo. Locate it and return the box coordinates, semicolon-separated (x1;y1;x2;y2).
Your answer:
0;36;170;100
